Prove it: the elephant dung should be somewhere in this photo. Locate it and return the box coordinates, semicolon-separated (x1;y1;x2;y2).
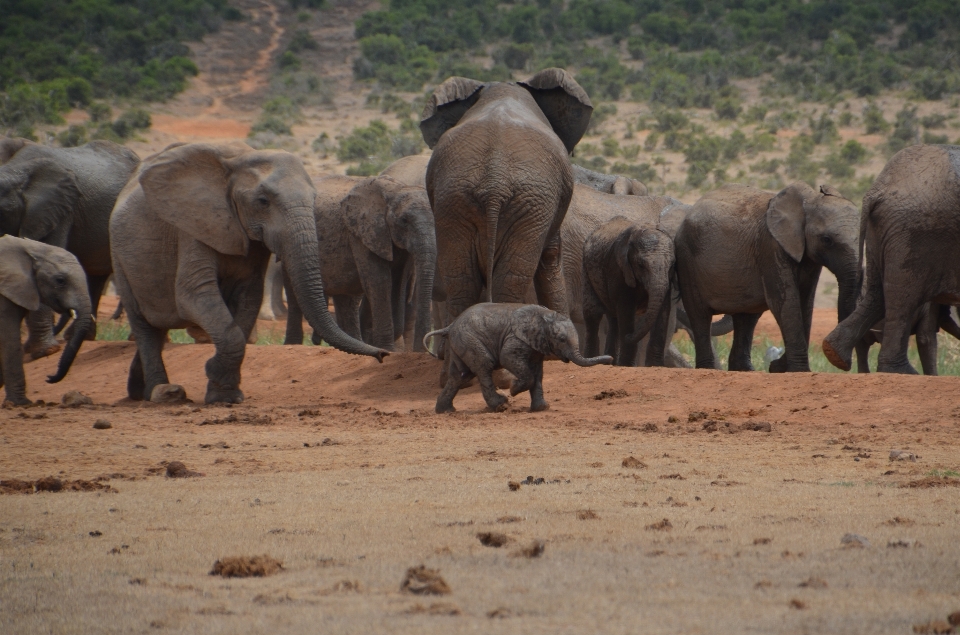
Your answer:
92;419;112;430
150;384;188;404
62;391;93;407
400;565;451;595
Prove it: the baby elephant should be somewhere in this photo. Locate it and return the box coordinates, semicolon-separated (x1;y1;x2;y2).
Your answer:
0;236;93;405
424;303;612;414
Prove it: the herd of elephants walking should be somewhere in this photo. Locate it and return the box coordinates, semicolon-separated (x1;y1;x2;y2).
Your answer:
1;68;959;412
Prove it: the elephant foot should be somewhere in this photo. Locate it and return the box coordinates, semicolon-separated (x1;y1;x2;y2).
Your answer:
24;339;61;362
821;337;851;371
484;394;508;412
729;360;754;372
529;400;549;412
767;357;788;373
435;401;456;414
876;360;918;375
3;394;34;407
205;383;244;404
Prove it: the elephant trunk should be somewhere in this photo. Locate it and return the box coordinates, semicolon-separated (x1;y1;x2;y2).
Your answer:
412;248;436;353
626;273;671;345
281;219;386;362
46;304;92;384
835;264;861;325
566;348;614;367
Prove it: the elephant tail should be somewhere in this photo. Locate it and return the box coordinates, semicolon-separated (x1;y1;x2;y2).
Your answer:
422;326;450;358
485;199;501;303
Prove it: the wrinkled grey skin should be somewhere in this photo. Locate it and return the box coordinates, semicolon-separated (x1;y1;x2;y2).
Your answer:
424;303;612;413
855;302;960;375
823;145;960;373
0;138;139;358
422;69;593;320
582;217;675;367
380;154;429;189
284;174;436;352
111;142;385;404
676;182;860;372
558;186;678;366
0;236;92;404
573;164;647;196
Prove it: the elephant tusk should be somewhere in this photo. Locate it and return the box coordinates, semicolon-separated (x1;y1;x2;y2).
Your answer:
70;309;77;319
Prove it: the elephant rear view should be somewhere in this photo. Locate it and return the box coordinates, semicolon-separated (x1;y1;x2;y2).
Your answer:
421;68;593;319
110;142;386;405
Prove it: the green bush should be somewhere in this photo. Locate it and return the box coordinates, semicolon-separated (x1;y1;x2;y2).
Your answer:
839;140;868;164
888;106;920;154
643;131;660;151
809;113;839;145
715;97;741;120
654;110;688;132
920;113;949;129
922;131;949;144
586;103;617;134
750;158;781;174
57;125;88;148
863;103;890;134
493;43;535;70
287;29;318;53
744;104;768;124
250;116;292;136
611;162;656;183
786;135;819;185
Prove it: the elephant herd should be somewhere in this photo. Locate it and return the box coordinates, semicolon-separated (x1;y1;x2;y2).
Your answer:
1;67;959;411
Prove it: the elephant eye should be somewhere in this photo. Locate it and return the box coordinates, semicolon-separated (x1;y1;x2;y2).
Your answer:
257;196;269;206
54;275;67;286
822;235;834;247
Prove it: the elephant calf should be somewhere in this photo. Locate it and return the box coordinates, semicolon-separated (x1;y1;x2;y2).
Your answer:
424;303;612;414
582;217;675;366
0;236;93;404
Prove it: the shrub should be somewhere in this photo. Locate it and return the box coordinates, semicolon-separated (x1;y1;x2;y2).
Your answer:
922;131;949;144
810;113;839;145
750;158;781;174
714;97;741;120
744;104;767;124
839;140;868;164
723;130;747;161
610;162;656;183
279;52;302;71
654;110;689;132
586;103;617;134
87;103;112;124
338;120;392;162
57;125;88;148
888;106;920;153
862;103;890;134
493;43;535;70
920;113;949;129
643;131;660;151
249;117;292;136
786;135;819;185
822;154;855;179
287;29;318;53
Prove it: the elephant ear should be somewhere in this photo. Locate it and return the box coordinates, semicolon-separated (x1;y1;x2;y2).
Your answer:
18;158;81;243
0;236;40;311
139;143;249;256
518;68;594;154
420;77;485;149
342;177;402;262
765;183;812;263
614;228;638;288
0;137;31;164
515;306;555;354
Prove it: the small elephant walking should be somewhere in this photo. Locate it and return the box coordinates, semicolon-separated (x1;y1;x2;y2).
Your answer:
424;303;612;414
0;236;93;404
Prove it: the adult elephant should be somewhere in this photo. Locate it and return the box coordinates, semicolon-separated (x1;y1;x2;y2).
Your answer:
854;303;960;374
676;182;859;372
573;164;647;196
420;68;593;318
0;138;139;358
110;142;385;404
380;154;428;189
284;174;436;352
823;145;960;374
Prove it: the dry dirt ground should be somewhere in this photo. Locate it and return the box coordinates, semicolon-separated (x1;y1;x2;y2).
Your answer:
2;328;960;634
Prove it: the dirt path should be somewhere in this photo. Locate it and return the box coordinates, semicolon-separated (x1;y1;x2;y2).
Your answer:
2;343;959;634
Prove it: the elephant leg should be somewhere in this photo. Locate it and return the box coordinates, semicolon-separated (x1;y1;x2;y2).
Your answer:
125;308;169;401
476;359;508;412
224;270;265;346
391;266;407;344
438;232;483;319
616;301;638;367
915;306;939;376
823;261;884;372
282;267;304;345
728;313;761;371
855;334;875;373
23;305;60;361
686;307;716;370
582;283;605;358
876;270;923;374
435;351;467;414
175;250;247;404
0;300;31;405
533;235;568;314
603;315;619;360
332;296;362;341
505;354;549;412
353;249;397;350
664;343;692;368
765;279;810;372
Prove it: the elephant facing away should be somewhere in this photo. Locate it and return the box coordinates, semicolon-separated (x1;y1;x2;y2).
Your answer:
854;302;960;374
110;142;385;404
424;303;612;413
285;174;436;352
0;138;139;358
823;145;960;373
676;182;860;372
0;236;93;404
582;217;675;366
421;68;593;319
